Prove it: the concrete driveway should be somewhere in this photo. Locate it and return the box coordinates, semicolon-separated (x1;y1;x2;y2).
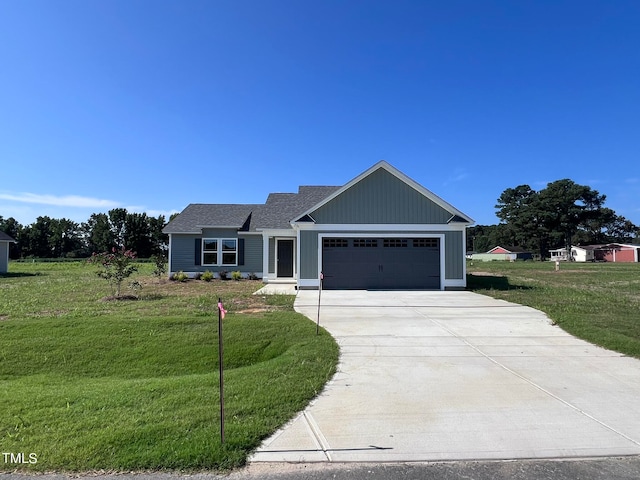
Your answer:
251;291;640;463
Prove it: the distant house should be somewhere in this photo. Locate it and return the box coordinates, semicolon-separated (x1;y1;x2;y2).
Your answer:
487;246;533;260
0;231;16;274
472;245;533;262
549;245;597;262
163;161;474;290
594;243;640;263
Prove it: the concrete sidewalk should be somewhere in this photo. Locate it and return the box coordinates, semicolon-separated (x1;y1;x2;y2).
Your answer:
251;291;640;462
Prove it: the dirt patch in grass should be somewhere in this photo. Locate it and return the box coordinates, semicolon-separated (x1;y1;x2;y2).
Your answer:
100;295;139;301
469;271;503;277
236;307;275;314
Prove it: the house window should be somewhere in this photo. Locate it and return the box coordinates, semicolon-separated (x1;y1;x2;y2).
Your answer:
202;239;218;265
383;238;408;248
221;239;237;265
202;238;237;266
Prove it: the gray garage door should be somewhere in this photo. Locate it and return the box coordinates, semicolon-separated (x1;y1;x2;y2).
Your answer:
322;237;440;290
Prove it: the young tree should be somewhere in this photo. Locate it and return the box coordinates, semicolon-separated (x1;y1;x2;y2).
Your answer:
88;247;139;298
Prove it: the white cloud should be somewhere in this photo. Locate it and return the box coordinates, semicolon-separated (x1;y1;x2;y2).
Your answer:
0;192;180;225
443;168;469;186
0;192;120;208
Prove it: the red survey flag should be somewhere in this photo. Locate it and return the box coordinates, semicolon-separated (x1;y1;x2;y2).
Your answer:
218;301;227;320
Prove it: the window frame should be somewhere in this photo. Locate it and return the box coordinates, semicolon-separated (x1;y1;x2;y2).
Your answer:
201;238;238;266
221;238;238;266
202;239;218;266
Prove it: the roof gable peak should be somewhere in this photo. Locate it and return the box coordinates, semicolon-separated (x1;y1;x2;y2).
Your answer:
293;161;474;224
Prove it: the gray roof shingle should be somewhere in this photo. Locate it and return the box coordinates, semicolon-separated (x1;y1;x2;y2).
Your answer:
162;204;259;234
0;231;16;242
162;186;340;234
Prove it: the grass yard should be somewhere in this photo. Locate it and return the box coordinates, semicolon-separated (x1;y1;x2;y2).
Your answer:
0;262;338;472
467;260;640;358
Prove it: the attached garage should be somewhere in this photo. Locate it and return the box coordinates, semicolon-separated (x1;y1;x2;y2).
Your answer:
321;236;441;290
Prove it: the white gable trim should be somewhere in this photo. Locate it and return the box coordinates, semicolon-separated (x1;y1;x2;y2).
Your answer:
294;223;467;232
291;160;474;225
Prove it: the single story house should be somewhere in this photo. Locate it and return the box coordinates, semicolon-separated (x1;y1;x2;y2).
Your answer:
594;243;640;263
163;161;474;290
0;231;16;274
549;245;597;262
472;245;533;261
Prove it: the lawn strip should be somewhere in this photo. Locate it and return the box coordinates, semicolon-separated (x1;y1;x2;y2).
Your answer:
468;261;640;358
0;262;339;472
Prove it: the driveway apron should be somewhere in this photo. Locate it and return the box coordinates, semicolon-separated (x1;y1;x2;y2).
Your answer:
251;291;640;462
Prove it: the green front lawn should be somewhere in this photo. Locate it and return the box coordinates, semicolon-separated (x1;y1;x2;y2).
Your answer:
0;262;338;472
468;260;640;358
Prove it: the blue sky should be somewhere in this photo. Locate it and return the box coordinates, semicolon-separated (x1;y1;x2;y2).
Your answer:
1;0;639;227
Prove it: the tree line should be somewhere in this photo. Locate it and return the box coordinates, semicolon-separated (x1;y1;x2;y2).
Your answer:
0;208;172;259
467;179;639;258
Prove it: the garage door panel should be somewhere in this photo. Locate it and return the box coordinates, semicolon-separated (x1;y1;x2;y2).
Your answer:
382;245;439;289
322;237;440;290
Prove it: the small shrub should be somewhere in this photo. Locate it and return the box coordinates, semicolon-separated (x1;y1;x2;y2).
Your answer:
247;272;259;280
194;271;202;280
218;270;228;280
201;270;214;282
152;252;167;280
231;271;242;281
172;271;188;282
129;280;142;296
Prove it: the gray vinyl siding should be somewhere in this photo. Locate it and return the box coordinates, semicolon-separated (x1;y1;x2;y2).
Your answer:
299;229;464;281
242;235;263;274
0;242;8;273
169;231;262;274
201;228;239;239
445;231;464;279
309;168;452;224
300;231;319;279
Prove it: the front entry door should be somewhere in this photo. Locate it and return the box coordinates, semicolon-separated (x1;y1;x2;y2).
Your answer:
277;239;294;278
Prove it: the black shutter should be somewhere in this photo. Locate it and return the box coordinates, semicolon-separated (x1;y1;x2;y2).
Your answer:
238;238;245;266
195;238;202;266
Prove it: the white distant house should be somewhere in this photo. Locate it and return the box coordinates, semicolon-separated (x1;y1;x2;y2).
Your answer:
548;245;596;262
0;231;16;274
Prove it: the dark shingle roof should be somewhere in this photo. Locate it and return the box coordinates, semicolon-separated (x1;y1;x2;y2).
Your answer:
0;231;16;242
253;186;340;230
162;186;340;234
162;204;259;234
